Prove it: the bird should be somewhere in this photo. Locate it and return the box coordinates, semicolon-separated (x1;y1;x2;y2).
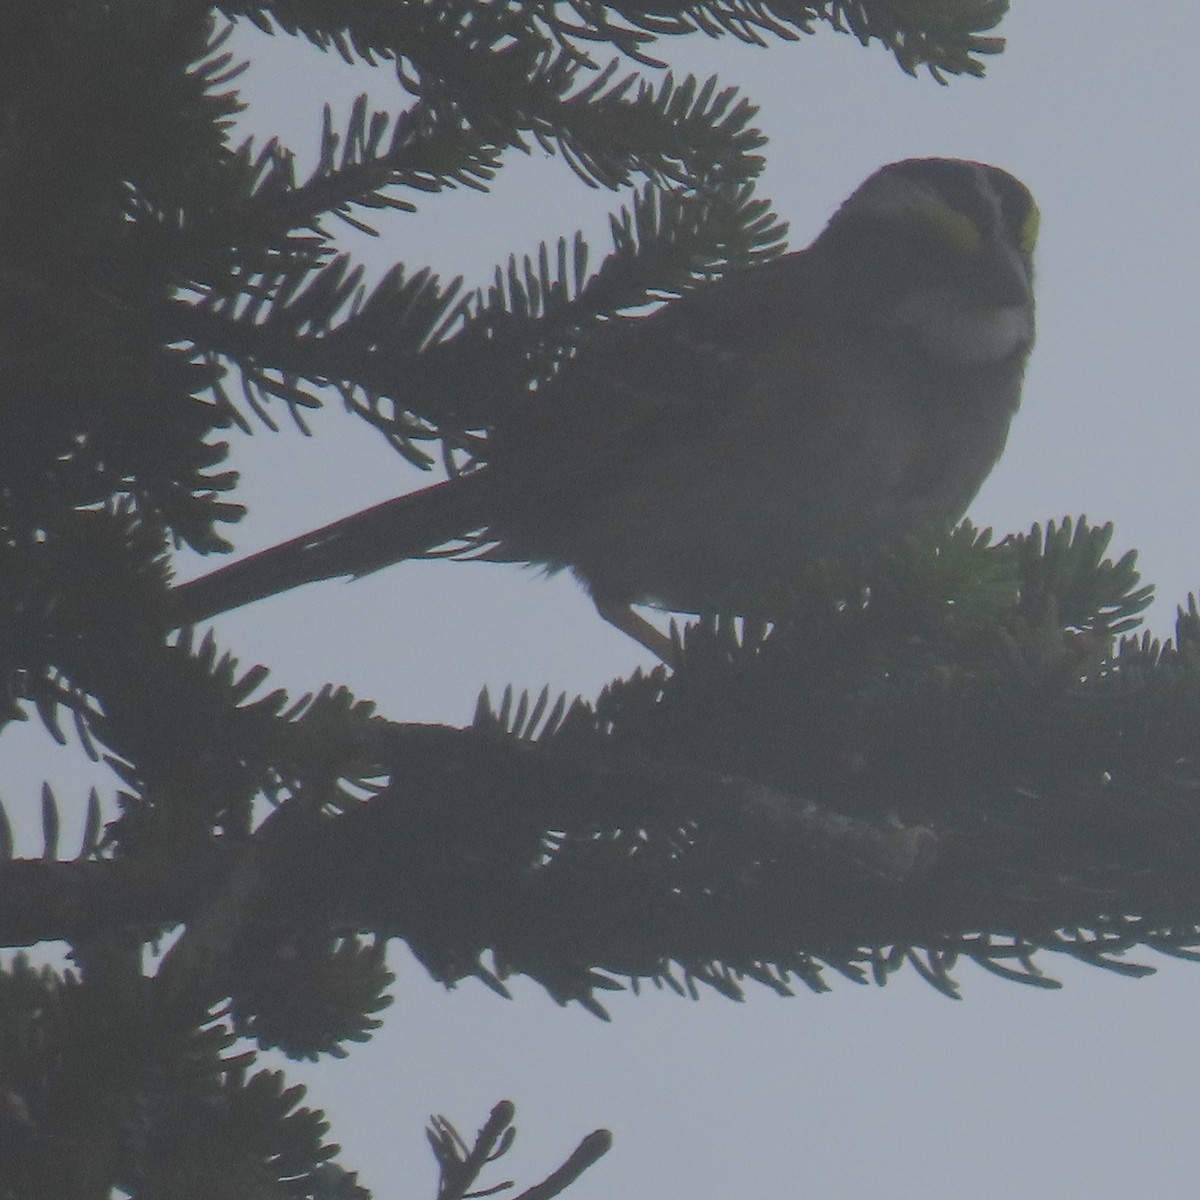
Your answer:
167;158;1038;662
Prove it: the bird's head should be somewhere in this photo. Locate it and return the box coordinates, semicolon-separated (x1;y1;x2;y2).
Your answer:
819;157;1039;366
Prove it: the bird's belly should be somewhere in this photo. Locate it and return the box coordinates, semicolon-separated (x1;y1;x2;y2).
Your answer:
565;373;1017;613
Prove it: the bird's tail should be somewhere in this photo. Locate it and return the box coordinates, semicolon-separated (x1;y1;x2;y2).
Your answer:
165;471;493;628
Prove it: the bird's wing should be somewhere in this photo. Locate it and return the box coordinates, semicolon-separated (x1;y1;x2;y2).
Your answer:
166;250;839;624
490;247;838;485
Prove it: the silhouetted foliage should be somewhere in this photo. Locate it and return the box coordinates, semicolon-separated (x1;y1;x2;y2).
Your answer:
17;3;1194;1197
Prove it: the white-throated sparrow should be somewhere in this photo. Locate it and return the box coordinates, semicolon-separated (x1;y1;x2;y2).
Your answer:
169;158;1038;659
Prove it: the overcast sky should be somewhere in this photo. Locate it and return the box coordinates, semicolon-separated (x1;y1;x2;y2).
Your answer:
11;5;1200;1198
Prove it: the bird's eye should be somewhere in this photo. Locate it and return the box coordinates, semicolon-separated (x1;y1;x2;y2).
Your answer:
988;172;1040;257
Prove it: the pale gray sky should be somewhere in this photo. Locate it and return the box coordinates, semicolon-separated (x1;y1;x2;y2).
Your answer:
11;5;1200;1197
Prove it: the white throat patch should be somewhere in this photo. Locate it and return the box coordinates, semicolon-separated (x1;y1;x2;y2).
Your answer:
895;294;1034;365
